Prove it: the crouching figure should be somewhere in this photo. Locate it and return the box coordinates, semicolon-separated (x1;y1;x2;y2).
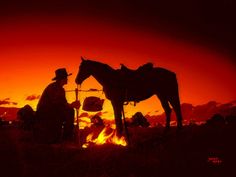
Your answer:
35;68;80;143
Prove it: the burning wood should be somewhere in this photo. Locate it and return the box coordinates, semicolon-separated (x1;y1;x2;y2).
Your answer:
82;125;127;148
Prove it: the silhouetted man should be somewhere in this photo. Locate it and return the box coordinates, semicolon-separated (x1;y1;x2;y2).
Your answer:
36;68;80;143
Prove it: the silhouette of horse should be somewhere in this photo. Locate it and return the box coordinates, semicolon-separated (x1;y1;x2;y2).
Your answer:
76;57;183;135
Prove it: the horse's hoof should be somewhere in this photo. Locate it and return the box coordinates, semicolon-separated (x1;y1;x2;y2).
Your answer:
163;127;170;135
177;124;183;130
116;131;123;138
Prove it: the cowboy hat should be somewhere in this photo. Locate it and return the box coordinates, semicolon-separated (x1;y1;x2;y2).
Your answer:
52;68;72;80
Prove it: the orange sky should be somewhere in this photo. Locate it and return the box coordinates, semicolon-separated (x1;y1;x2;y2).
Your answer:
0;16;235;119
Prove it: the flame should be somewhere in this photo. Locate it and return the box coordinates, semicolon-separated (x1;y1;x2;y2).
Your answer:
82;125;127;148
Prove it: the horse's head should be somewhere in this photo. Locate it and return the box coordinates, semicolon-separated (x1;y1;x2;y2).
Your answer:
75;57;92;85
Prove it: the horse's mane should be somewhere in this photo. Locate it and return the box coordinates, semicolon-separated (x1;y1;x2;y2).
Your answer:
87;59;115;72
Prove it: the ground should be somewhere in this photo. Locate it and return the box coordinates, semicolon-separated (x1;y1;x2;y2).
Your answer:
0;122;235;177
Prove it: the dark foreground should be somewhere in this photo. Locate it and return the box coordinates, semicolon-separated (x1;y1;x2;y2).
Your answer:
0;121;235;177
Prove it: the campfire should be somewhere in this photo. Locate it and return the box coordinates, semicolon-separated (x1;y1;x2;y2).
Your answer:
82;125;127;148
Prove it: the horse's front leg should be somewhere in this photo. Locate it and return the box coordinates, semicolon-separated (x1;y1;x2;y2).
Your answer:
111;100;123;136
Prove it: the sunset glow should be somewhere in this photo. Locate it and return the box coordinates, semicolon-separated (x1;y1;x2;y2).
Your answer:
0;16;235;121
0;2;235;177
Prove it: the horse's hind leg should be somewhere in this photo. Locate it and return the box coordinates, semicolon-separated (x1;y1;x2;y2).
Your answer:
157;95;172;128
169;95;183;129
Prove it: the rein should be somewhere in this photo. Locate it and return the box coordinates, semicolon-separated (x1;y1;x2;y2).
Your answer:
66;88;103;93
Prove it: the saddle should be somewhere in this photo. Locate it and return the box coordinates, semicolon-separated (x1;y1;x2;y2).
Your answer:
119;62;153;76
116;63;154;104
117;62;154;89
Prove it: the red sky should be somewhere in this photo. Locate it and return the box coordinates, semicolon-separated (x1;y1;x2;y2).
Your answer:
0;0;235;119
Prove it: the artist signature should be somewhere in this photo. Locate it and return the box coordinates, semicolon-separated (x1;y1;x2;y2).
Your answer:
207;156;223;165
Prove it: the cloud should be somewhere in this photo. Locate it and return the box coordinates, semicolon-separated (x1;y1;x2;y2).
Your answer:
26;95;41;101
190;101;236;121
94;112;103;117
79;112;89;118
102;111;108;114
79;111;104;119
0;98;18;106
0;107;20;120
145;100;236;125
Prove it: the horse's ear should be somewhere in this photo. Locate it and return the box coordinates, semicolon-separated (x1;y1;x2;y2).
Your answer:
81;57;86;61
